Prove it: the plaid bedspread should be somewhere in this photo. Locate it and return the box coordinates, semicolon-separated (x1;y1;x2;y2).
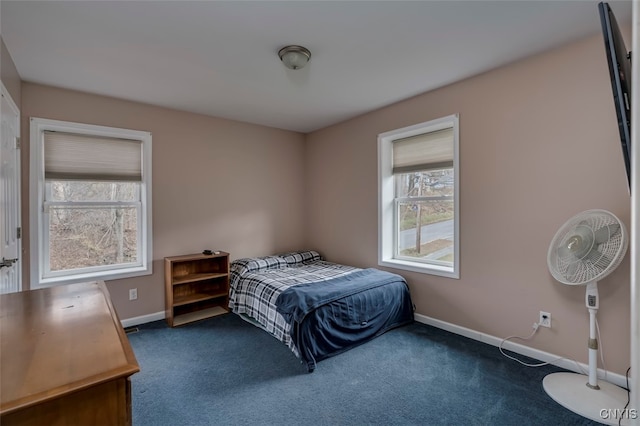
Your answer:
229;252;359;356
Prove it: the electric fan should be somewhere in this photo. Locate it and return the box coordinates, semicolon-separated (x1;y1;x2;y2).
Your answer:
544;209;629;425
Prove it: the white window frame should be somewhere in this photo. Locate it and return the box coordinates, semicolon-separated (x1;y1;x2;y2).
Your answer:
378;114;459;278
30;118;153;288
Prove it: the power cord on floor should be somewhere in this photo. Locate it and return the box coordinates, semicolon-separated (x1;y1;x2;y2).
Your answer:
500;318;614;383
499;322;566;367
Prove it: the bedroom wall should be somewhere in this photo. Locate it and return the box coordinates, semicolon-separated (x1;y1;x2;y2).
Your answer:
304;33;632;375
20;82;307;320
1;37;21;107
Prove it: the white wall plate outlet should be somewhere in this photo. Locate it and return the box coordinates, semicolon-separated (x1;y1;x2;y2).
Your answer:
539;311;551;328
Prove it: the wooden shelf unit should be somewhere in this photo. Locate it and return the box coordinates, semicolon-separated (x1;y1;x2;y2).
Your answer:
165;252;230;327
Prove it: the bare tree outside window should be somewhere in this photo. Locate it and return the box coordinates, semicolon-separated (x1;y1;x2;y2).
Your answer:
48;181;139;271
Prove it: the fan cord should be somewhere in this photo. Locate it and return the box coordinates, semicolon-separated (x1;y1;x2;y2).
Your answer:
595;317;608;382
499;318;610;380
499;323;566;367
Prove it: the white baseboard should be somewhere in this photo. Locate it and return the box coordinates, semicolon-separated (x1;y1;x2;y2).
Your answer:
414;313;630;389
118;310;629;388
121;311;165;328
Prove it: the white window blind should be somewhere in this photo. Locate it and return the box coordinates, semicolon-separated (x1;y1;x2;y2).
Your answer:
44;131;143;181
392;127;454;174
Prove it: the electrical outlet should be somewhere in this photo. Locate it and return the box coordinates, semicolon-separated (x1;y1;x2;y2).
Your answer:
539;311;551;328
129;288;138;301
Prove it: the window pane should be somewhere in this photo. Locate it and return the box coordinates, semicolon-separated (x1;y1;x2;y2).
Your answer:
396;199;454;264
48;206;138;271
49;181;138;202
395;169;454;198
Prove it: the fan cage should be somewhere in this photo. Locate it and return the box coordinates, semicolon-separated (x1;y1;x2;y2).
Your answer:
547;209;628;285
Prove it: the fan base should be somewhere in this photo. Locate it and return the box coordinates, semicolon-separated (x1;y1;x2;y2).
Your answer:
543;372;630;425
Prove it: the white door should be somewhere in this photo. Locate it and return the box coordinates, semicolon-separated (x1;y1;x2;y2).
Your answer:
0;83;21;293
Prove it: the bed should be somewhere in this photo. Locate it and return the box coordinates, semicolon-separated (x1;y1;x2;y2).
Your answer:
228;250;414;372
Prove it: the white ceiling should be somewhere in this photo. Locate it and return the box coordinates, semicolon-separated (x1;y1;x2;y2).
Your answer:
1;1;633;133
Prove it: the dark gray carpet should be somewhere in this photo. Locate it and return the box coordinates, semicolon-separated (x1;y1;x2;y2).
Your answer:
128;313;599;425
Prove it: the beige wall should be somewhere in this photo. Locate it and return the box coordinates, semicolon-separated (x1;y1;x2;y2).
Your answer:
20;83;307;319
1;37;21;107
305;34;632;375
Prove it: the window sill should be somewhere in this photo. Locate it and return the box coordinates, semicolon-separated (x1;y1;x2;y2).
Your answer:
378;258;459;279
35;265;152;289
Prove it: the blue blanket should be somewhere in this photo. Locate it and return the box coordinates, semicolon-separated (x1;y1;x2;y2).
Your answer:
276;268;404;321
276;268;413;371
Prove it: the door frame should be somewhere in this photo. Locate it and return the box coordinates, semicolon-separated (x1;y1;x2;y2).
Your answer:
1;80;22;292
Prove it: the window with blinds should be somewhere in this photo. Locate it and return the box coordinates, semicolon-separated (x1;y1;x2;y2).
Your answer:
378;114;459;278
30;118;153;287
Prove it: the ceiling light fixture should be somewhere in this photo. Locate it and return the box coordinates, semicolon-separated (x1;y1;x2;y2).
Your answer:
278;45;311;70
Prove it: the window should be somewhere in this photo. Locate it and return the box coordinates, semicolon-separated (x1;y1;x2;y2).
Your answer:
378;114;459;278
30;118;152;287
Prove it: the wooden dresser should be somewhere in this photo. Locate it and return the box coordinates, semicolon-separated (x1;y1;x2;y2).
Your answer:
0;281;140;425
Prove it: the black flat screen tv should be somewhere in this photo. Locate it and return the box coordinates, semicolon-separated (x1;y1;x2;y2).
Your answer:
598;1;632;190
